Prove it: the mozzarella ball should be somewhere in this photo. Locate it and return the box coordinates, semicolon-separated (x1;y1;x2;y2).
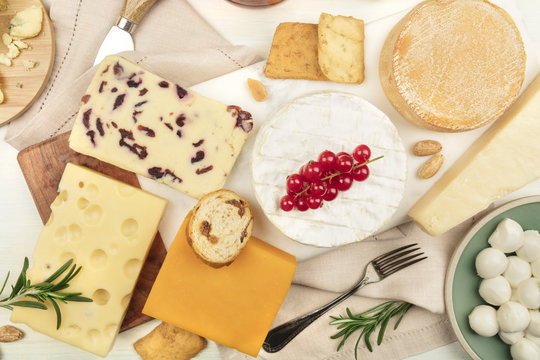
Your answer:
476;247;508;278
499;331;524;345
527;310;540;337
489;218;525;253
525;333;540;347
517;230;540;262
505;256;532;288
469;305;499;337
498;302;530;332
517;278;540;309
532;259;540;278
479;276;512;306
511;338;540;360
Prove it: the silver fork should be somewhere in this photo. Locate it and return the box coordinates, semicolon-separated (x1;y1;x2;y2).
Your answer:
263;243;427;353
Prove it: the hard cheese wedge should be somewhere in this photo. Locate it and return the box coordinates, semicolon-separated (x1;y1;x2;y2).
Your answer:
11;163;167;357
143;213;297;357
409;74;540;236
69;55;253;199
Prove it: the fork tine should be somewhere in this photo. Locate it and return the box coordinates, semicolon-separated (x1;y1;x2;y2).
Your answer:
372;243;417;263
374;247;421;267
377;252;425;273
381;256;427;277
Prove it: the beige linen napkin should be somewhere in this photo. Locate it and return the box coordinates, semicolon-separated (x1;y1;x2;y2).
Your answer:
5;0;261;150
218;213;493;360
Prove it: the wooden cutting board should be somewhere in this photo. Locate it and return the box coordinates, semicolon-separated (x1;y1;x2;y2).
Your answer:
0;0;55;126
16;131;167;332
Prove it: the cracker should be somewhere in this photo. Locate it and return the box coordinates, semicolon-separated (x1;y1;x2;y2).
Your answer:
264;22;327;81
318;13;365;83
133;322;206;360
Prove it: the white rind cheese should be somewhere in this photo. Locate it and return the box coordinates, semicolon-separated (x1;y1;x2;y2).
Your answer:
251;92;407;247
379;0;526;132
69;55;253;199
10;163;167;357
409;74;540;236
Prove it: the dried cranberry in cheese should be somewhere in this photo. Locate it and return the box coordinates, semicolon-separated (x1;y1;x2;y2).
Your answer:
69;55;253;199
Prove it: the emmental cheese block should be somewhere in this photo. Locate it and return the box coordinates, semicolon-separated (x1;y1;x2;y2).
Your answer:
379;0;526;132
143;212;297;357
69;55;253;199
11;163;167;357
409;74;540;236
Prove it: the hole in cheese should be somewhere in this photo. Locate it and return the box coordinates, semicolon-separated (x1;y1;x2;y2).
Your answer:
117;184;136;197
54;226;67;242
53;190;69;206
77;197;89;209
124;258;142;279
78;181;84;188
92;289;111;306
84;205;103;225
86;184;99;198
121;294;131;309
64;324;81;337
68;223;82;241
90;249;108;268
105;323;118;338
86;329;102;345
121;218;138;237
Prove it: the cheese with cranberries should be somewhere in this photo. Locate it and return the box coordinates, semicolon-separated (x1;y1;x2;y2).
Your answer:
69;55;253;199
251;92;406;247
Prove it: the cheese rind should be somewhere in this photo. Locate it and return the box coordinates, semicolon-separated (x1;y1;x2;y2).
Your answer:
69;55;253;199
10;163;167;357
379;0;526;132
409;74;540;236
143;213;297;357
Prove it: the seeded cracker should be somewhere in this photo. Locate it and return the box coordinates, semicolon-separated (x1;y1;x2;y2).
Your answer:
264;23;327;81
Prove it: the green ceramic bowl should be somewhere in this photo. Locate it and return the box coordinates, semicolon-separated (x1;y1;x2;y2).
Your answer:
445;196;540;360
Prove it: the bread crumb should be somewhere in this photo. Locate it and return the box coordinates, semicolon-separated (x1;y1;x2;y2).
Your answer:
0;53;11;67
0;88;4;104
247;78;268;102
23;60;38;71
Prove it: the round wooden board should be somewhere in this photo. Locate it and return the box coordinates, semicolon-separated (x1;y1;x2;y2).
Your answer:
0;0;54;126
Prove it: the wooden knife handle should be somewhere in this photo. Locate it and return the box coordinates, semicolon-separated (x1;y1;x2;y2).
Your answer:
121;0;159;24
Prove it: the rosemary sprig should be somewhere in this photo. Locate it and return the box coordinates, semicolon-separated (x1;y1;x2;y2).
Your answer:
329;301;412;358
0;257;92;329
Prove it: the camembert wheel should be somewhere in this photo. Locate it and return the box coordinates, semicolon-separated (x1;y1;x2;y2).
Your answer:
251;92;407;247
379;0;526;132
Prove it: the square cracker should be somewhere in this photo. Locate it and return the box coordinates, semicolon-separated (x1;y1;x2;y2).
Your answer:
264;22;328;81
318;13;365;83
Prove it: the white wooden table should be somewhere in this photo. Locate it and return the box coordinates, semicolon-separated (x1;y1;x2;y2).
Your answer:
1;0;539;359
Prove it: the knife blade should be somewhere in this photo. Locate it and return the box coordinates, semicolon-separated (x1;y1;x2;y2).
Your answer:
94;0;159;65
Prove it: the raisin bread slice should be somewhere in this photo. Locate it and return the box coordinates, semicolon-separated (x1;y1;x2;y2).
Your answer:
187;190;253;268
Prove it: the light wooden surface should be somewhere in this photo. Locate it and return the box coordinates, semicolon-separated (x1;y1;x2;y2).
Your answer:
0;0;539;359
0;0;54;126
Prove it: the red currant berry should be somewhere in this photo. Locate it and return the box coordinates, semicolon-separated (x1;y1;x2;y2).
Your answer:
335;153;353;173
318;150;337;171
286;174;304;193
307;195;323;209
280;195;295;211
309;180;326;196
336;173;353;191
304;162;323;181
353;144;371;163
296;197;309;211
352;165;369;182
322;184;339;201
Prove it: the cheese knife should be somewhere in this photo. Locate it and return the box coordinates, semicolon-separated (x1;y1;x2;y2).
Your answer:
94;0;160;65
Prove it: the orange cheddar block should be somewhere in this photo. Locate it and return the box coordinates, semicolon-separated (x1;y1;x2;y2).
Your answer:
143;213;297;357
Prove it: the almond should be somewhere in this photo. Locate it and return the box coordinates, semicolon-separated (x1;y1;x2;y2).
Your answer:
247;78;268;102
0;325;23;342
418;153;443;179
412;140;442;156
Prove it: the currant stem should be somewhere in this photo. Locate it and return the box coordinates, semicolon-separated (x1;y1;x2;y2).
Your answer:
320;155;384;182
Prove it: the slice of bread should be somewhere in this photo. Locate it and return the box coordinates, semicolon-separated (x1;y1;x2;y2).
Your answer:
187;190;253;268
318;13;365;83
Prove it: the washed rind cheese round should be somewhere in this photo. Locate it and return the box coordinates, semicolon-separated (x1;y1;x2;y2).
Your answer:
379;0;526;132
251;92;407;247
